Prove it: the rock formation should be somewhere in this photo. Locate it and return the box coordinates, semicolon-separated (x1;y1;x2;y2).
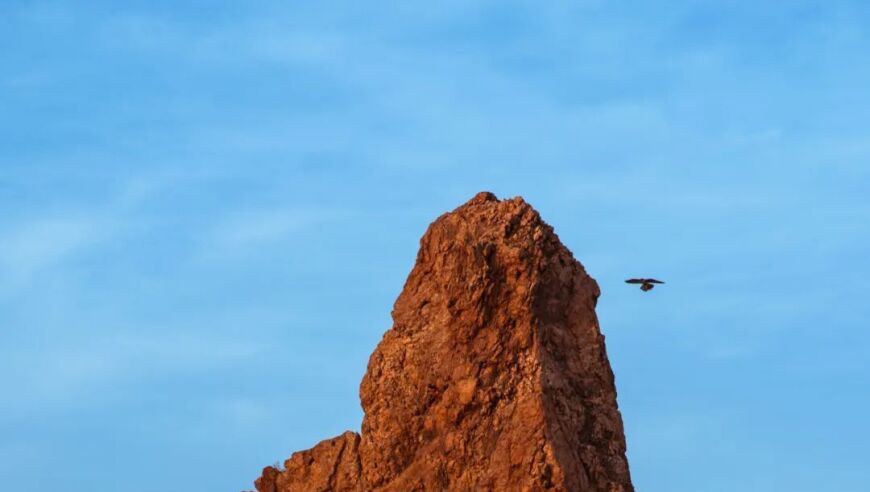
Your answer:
253;192;633;491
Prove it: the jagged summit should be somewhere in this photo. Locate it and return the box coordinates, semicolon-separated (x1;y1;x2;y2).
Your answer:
253;192;633;492
466;190;499;204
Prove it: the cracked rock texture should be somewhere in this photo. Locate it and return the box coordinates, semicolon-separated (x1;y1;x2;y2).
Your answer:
253;192;633;491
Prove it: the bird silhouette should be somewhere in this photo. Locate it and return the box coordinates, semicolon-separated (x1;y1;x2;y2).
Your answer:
625;278;664;292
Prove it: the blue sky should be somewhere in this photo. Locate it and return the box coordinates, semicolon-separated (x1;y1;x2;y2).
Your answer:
1;1;868;491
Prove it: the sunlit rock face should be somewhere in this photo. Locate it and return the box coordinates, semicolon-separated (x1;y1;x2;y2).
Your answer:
253;192;633;492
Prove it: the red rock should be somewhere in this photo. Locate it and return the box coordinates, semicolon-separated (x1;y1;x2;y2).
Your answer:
254;192;633;491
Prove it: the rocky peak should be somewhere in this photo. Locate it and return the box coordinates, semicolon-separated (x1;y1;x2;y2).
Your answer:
253;192;633;491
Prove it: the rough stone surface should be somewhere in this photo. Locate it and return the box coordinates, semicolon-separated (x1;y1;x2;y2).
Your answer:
253;192;633;491
255;432;362;492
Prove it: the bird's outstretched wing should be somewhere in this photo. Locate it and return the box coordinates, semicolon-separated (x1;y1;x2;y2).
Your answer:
645;279;665;284
625;278;645;284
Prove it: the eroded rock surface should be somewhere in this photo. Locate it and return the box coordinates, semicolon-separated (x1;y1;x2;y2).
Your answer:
253;192;633;491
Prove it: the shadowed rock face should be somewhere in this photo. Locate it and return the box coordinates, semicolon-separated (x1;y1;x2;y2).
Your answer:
254;192;633;492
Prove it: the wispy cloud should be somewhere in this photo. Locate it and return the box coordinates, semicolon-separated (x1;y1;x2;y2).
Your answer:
1;330;265;417
0;172;183;289
202;207;354;260
0;216;106;282
217;396;272;427
94;9;348;67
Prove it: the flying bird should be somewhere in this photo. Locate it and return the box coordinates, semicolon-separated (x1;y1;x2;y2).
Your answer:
625;278;665;292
